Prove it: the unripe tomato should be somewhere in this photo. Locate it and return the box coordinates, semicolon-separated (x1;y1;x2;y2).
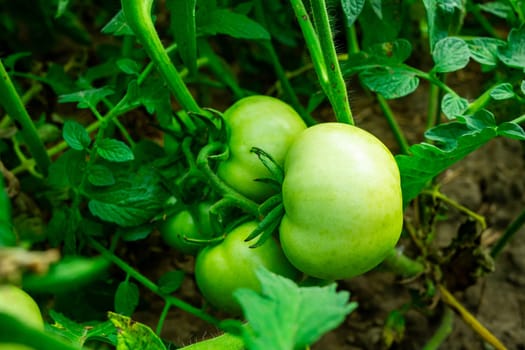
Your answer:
160;203;214;255
0;285;44;350
194;221;300;314
217;96;307;202
279;123;403;280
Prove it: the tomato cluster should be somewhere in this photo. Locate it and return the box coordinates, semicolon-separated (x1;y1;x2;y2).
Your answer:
162;96;403;314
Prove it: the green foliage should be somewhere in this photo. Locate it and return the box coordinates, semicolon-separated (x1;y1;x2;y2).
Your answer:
231;268;357;350
1;0;525;349
109;313;167;350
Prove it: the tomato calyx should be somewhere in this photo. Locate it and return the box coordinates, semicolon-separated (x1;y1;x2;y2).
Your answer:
249;147;284;186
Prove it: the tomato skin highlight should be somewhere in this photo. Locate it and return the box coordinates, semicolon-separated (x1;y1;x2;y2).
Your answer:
194;221;300;314
0;285;44;350
217;95;307;202
279;123;403;280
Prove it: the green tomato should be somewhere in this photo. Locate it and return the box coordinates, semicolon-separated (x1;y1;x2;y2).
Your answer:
217;96;307;202
194;221;300;314
160;205;214;255
279;123;403;280
0;285;44;350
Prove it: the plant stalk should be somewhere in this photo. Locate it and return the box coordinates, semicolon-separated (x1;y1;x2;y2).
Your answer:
89;238;220;326
309;0;353;125
121;0;201;113
0;60;51;175
438;284;508;350
422;307;454;350
490;208;525;258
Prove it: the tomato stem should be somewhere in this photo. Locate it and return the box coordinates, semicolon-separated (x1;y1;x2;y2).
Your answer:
289;0;354;125
0;60;51;176
196;142;260;216
490;208;525;258
88;237;221;326
121;0;202;114
421;307;454;350
309;0;354;125
380;247;425;278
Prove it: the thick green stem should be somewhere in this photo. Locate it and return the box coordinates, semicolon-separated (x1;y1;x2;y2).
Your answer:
289;0;354;123
89;238;220;326
310;0;353;125
121;0;201;113
491;208;525;258
426;78;442;128
0;60;51;175
380;247;425;277
196;143;260;216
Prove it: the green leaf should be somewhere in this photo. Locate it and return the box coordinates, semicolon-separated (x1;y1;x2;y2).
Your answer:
55;0;70;18
97;139;134;162
369;0;383;19
115;281;140;316
87;164;116;186
441;93;468;119
167;0;198;75
341;0;366;27
233;268;357;350
467;37;506;67
63;120;91;151
158;270;185;294
397;110;498;206
48;311;117;346
198;8;270;40
117;224;155;242
108;312;166;350
497;122;525;140
47;150;86;190
497;26;525;69
101;10;135;36
117;58;141;75
179;332;244;350
521;80;525;95
59;87;114;109
87;166;168;227
359;67;419;99
478;2;513;19
357;0;403;48
455;109;496;132
137;75;174;127
422;0;465;50
490;83;515;100
365;39;413;65
432;37;470;73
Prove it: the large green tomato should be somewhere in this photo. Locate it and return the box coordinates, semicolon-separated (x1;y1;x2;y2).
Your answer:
160;203;214;255
217;96;307;202
0;285;44;350
195;221;300;314
279;123;403;280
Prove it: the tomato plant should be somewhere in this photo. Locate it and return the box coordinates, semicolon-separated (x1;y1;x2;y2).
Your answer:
194;221;301;314
159;203;214;255
217;95;307;202
2;0;525;348
0;285;43;350
279;123;403;280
